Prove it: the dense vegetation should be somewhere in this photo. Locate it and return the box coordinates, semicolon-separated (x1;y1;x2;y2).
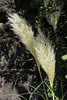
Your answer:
0;0;67;100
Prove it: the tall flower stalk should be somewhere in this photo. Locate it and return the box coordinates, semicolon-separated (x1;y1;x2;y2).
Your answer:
8;13;55;99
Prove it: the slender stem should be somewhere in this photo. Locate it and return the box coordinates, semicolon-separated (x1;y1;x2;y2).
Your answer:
52;90;54;100
36;59;48;100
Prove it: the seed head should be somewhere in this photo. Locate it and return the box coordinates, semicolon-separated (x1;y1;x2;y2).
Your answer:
34;28;55;88
8;13;36;57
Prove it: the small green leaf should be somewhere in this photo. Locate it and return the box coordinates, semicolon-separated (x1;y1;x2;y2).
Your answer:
48;92;52;98
65;75;67;80
62;54;67;60
65;36;67;39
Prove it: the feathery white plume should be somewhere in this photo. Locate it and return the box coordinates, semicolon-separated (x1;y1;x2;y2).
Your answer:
8;13;36;57
8;13;55;88
34;28;55;88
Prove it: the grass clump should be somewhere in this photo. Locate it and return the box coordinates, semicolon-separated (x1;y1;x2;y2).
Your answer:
8;13;55;99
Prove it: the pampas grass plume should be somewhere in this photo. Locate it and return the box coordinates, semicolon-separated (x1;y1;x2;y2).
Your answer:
34;29;55;88
8;13;55;88
8;13;36;57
